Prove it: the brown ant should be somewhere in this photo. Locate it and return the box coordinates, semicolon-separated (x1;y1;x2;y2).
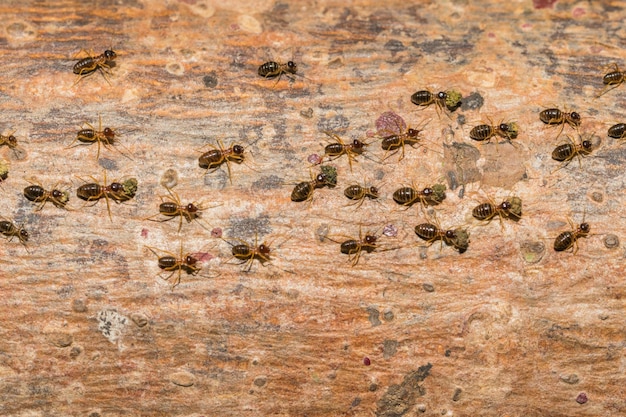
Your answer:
67;115;131;160
553;219;590;253
144;187;218;232
223;234;273;272
72;48;117;86
76;171;137;221
146;243;202;288
198;140;246;184
469;118;519;144
23;180;70;210
343;182;380;210
0;217;29;246
320;132;368;172
551;134;594;172
414;218;469;253
258;60;298;86
472;196;522;228
392;183;446;209
607;123;626;140
597;63;625;98
539;108;581;140
290;169;335;204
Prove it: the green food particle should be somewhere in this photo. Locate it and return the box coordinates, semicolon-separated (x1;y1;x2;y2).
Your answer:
122;178;138;196
320;165;337;187
507;122;519;139
445;90;462;110
430;183;447;203
451;228;470;253
508;196;522;218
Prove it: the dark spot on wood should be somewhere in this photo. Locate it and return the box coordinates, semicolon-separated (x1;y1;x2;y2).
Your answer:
366;307;381;326
203;72;218;88
461;91;484;111
375;363;432;417
383;340;398;359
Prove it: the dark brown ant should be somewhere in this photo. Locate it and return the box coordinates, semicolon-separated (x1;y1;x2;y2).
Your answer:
291;171;334;203
76;171;137;221
67;116;131;160
258;60;298;86
472;196;522;229
23;180;70;210
321;132;368;172
343;183;380;209
198;141;245;184
323;228;379;266
607;123;626;140
553;220;590;253
539;108;581;140
469;119;519;143
0;217;29;246
144;187;217;232
0;131;18;149
224;235;273;272
146;244;201;288
414;221;469;253
551;135;593;172
597;63;625;97
411;89;462;118
392;184;446;209
0;159;8;182
73;49;117;85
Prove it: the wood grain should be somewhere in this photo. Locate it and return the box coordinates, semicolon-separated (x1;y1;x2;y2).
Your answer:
0;1;625;416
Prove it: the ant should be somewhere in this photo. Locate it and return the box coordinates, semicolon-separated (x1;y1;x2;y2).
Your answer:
321;132;368;172
551;134;594;172
258;60;298;86
198;141;246;184
472;196;522;227
377;113;429;161
553;219;590;253
343;183;380;210
144;187;217;232
539;108;581;140
597;63;625;98
324;228;380;266
290;170;335;203
607;123;626;140
67;115;131;161
392;183;446;209
23;180;70;210
0;131;18;150
0;217;29;246
223;234;273;272
410;89;462;118
469;118;519;144
146;243;202;288
414;220;469;253
0;159;8;182
73;48;117;86
76;171;137;221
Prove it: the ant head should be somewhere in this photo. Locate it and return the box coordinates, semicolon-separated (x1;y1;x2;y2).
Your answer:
498;123;509;132
104;50;117;60
52;189;63;198
103;127;115;139
287;61;297;72
445;230;456;239
233;144;244;155
422;187;433;196
580;222;590;233
316;173;327;184
570;112;581;123
500;201;512;210
364;235;377;245
582;140;592;150
7;135;17;147
407;128;420;137
186;255;198;265
369;186;379;196
110;182;123;192
352;139;365;149
258;243;271;255
186;203;198;213
437;91;447;99
19;229;29;242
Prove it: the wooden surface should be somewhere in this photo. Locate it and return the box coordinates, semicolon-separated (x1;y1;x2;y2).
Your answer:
1;1;626;416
